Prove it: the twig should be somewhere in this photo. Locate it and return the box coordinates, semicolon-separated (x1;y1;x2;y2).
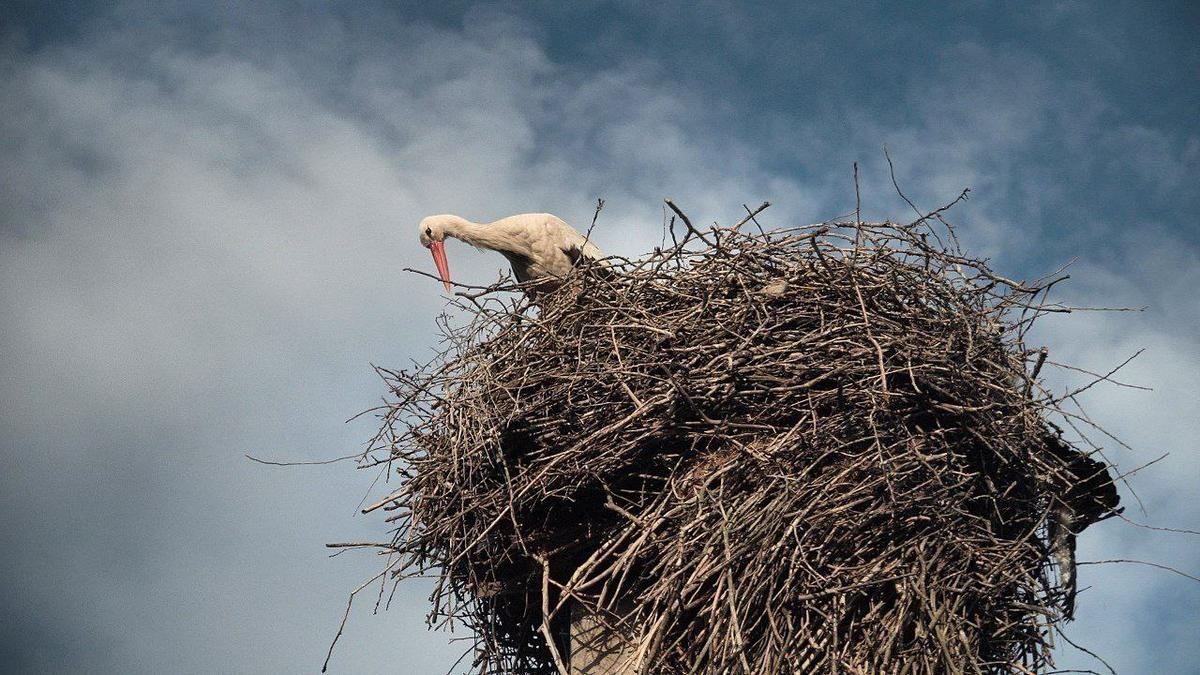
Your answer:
664;198;714;246
245;452;361;467
735;201;770;236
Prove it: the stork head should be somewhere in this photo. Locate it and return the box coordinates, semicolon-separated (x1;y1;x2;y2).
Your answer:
418;216;452;292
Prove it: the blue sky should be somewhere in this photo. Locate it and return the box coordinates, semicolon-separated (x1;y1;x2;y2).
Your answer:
1;2;1197;673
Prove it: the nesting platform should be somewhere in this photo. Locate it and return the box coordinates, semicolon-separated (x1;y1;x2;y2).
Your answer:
362;214;1120;674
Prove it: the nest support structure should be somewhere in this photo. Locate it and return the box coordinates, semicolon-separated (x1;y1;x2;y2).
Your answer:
357;209;1121;674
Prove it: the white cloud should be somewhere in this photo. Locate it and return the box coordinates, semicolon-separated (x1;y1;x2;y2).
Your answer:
0;9;818;673
1024;229;1200;672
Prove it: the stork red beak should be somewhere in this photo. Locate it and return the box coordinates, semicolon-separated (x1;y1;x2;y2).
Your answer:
429;240;452;292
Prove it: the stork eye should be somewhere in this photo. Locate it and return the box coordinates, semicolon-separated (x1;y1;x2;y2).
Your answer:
426;227;433;236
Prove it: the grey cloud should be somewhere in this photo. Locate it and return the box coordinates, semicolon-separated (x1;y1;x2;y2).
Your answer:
2;4;1196;674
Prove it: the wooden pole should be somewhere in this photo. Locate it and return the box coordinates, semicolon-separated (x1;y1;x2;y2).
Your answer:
569;600;639;674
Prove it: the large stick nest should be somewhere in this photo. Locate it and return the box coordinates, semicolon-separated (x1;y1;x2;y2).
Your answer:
362;209;1121;674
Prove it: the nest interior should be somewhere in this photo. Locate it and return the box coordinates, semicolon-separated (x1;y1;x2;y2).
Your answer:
365;213;1121;674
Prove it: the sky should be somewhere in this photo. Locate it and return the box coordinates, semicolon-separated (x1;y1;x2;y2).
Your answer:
1;1;1197;673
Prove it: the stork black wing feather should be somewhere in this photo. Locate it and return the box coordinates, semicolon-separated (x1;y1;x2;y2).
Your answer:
1046;435;1122;531
562;245;614;280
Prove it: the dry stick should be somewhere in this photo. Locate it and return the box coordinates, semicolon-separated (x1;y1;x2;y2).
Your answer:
584;197;605;248
664;198;714;246
1053;627;1118;675
401;266;515;293
735;201;771;235
1110;452;1169;484
1052;348;1146;404
534;555;571;675
884;144;925;224
1044;358;1151;391
1077;559;1200;584
245;452;361;466
914;187;971;231
326;542;391;550
854;161;863;247
442;394;670;572
882;147;969;253
1025;347;1049;397
1112;512;1200;536
361;491;404;514
322;566;392;672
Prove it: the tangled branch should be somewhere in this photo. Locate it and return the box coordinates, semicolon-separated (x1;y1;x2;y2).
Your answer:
350;208;1124;674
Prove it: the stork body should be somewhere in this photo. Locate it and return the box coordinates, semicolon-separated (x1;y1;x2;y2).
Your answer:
418;213;602;293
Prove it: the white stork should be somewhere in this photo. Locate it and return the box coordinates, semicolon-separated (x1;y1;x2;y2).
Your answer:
418;213;603;293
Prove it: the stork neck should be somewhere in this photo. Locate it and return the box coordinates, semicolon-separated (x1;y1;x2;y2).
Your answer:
443;216;515;253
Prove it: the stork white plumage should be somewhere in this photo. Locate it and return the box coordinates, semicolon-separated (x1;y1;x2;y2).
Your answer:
418;213;603;294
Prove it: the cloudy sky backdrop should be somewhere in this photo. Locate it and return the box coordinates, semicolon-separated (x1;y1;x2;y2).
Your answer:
2;1;1197;673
